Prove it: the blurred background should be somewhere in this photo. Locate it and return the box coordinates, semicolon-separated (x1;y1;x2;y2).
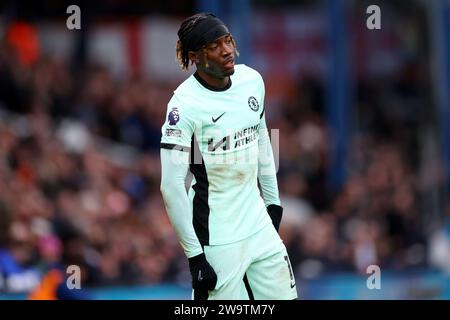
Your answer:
0;0;450;299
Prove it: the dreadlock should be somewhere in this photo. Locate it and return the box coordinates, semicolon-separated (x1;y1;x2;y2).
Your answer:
176;13;239;71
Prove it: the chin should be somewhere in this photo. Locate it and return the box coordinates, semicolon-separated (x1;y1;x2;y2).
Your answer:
224;68;235;76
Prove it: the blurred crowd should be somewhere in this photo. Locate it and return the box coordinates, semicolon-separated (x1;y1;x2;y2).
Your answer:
270;64;432;279
0;31;187;292
0;15;448;295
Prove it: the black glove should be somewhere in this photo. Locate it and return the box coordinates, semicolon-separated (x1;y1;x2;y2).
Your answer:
188;253;217;299
267;204;283;232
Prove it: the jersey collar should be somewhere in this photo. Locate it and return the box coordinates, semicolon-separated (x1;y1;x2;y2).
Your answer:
194;72;232;92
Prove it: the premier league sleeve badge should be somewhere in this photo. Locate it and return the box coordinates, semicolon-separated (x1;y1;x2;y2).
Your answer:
168;107;180;125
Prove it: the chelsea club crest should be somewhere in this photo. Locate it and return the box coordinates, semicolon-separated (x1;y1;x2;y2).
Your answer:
248;96;259;112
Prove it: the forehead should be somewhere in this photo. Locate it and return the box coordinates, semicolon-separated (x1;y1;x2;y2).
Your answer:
206;33;232;45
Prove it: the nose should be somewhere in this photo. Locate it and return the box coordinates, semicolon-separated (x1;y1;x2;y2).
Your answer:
221;43;233;56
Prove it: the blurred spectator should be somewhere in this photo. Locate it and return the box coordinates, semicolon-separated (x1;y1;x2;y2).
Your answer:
0;200;41;293
6;21;39;67
429;201;450;275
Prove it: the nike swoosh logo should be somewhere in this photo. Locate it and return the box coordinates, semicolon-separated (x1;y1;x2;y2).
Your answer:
198;270;203;281
212;112;226;123
290;282;296;288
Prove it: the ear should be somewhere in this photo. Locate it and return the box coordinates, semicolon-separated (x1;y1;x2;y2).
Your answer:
188;51;200;65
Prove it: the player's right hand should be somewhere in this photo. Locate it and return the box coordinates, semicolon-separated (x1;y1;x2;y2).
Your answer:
188;253;217;296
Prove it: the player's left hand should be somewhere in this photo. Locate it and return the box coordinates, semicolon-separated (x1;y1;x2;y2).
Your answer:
267;204;283;232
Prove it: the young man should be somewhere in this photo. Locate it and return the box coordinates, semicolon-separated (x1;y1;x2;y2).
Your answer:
160;12;297;300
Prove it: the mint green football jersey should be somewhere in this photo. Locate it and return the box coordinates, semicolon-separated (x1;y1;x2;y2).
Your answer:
161;64;273;246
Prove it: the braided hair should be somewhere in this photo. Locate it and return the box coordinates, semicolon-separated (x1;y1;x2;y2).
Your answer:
176;13;238;71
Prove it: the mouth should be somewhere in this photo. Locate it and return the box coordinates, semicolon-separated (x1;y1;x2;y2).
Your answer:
223;58;235;70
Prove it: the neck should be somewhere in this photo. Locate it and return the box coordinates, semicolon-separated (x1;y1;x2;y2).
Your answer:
195;69;230;89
